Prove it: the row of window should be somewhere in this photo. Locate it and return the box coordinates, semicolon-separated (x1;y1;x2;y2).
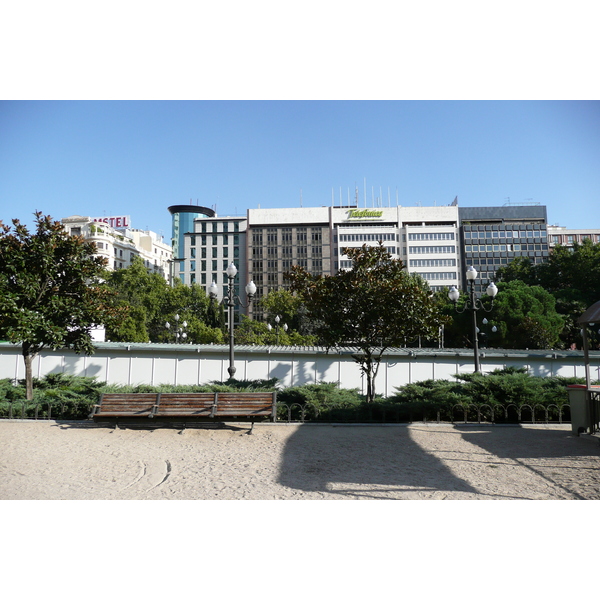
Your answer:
465;244;548;252
551;234;600;244
415;272;457;280
190;247;240;259
190;235;240;246
408;232;455;241
409;246;456;254
409;258;456;267
464;230;547;239
338;233;396;242
199;221;241;233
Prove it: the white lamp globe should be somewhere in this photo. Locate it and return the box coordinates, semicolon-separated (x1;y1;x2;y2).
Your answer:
226;263;238;279
486;282;498;298
466;266;478;281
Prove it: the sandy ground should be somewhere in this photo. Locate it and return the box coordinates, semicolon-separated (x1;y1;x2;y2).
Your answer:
1;420;600;500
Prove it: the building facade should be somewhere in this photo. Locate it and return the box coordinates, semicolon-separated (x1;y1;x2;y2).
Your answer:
547;226;600;248
172;202;554;319
180;216;248;318
245;205;461;319
61;215;173;280
458;206;549;294
167;204;215;260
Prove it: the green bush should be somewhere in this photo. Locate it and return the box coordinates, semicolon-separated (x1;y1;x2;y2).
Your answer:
0;370;592;423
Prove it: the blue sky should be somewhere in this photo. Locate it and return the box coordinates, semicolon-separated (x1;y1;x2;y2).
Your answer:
1;100;599;237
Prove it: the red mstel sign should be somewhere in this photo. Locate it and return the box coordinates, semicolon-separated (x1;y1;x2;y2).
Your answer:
92;216;131;229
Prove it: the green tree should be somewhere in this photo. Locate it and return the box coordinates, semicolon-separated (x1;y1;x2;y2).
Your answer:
491;280;565;349
496;239;600;348
286;243;449;402
259;289;304;330
106;258;225;344
0;213;125;400
105;256;168;342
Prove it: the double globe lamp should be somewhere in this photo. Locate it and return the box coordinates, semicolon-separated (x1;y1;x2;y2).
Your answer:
448;266;498;373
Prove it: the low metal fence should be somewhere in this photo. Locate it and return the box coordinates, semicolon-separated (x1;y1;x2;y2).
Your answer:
274;402;572;425
1;399;572;425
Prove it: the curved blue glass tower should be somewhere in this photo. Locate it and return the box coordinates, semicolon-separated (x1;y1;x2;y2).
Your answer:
168;204;216;259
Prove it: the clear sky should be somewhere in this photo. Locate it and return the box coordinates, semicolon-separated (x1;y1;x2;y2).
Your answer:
1;100;599;237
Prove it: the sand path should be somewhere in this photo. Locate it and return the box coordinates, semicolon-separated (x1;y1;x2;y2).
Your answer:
1;421;599;500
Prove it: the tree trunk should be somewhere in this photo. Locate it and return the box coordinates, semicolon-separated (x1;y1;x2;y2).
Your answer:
23;348;34;401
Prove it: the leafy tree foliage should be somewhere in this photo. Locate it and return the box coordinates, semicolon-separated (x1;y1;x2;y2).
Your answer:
233;315;317;346
105;257;224;344
491;281;565;349
496;239;600;348
438;281;564;350
0;213;125;399
259;289;304;331
286;243;449;402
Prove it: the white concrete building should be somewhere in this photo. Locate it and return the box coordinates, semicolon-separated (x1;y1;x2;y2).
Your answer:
61;215;173;280
245;205;460;308
180;215;248;308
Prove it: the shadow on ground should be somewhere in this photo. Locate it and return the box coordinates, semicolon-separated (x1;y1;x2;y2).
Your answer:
454;426;600;500
277;424;479;499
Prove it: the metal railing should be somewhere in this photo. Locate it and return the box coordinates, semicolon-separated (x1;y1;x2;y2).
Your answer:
1;399;572;425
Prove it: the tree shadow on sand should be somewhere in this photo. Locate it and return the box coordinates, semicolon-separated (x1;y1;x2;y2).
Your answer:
277;425;480;499
453;426;600;500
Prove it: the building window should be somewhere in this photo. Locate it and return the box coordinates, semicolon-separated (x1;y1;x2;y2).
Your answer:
409;245;456;254
223;247;228;258
408;232;454;241
212;247;218;258
296;227;307;243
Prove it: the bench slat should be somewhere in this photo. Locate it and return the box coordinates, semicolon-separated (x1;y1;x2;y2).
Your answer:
93;392;276;421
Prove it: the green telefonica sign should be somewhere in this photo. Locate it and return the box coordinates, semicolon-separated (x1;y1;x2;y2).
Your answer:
347;209;384;219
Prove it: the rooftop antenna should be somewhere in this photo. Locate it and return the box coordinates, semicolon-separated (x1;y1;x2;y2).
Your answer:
388;186;391;207
364;178;367;208
355;184;359;207
300;189;303;207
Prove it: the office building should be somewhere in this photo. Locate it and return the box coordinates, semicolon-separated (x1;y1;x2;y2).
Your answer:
180;216;248;319
458;206;549;294
61;215;173;280
547;226;600;248
246;204;461;319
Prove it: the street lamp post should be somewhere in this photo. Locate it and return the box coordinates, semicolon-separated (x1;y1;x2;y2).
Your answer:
448;266;498;373
165;313;188;343
479;318;498;349
209;263;256;379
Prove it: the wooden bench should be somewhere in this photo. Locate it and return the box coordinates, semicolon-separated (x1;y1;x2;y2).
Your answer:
90;393;158;419
92;391;277;430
